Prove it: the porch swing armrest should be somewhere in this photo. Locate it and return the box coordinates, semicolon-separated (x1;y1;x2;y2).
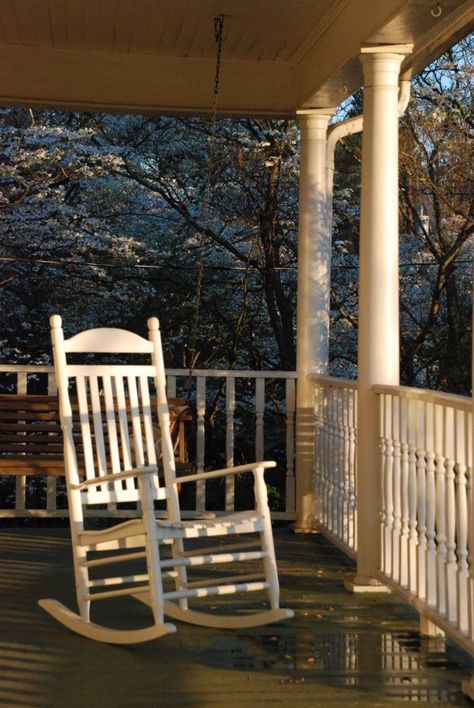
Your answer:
72;465;158;489
174;460;276;486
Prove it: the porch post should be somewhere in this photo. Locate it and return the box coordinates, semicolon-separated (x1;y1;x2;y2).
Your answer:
461;263;474;699
352;45;412;587
294;108;334;532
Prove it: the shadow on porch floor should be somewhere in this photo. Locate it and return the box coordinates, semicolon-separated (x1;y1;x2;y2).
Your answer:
0;525;473;707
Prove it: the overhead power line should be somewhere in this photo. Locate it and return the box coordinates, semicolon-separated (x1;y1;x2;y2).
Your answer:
0;255;472;272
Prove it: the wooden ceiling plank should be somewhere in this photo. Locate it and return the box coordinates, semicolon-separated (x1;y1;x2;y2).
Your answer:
14;0;52;47
182;5;214;58
175;0;203;56
113;0;135;53
127;0;160;55
64;0;86;50
84;0;117;53
0;18;7;44
2;1;25;45
234;0;267;60
0;43;295;115
158;0;192;55
47;0;67;50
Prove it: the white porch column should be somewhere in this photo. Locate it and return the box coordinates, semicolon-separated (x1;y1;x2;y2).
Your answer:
295;108;334;532
461;263;474;699
353;45;412;586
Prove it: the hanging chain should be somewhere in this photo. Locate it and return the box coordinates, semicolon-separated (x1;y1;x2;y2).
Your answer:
188;15;224;374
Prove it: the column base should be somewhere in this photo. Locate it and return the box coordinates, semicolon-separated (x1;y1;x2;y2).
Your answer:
291;523;319;535
419;614;445;638
344;572;391;594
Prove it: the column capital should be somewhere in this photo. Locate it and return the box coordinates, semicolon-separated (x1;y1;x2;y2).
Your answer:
296;107;336;125
296;108;336;139
360;44;413;86
361;43;413;57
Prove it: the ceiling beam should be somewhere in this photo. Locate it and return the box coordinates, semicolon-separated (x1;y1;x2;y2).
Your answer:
0;44;296;116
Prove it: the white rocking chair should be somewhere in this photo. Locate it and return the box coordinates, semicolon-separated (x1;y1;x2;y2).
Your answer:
39;315;293;644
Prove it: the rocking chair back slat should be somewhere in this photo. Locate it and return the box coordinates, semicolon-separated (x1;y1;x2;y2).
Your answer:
114;375;134;477
72;370;167;507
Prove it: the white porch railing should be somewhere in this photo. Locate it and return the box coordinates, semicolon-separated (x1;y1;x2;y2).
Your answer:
375;384;473;656
311;374;358;557
311;374;474;659
0;364;297;521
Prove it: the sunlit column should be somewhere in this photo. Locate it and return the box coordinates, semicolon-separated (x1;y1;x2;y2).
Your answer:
462;263;474;699
295;108;335;532
354;45;412;585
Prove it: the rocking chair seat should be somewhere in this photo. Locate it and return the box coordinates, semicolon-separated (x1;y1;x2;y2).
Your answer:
157;510;264;537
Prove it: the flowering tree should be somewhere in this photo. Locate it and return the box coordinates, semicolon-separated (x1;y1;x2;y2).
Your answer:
330;39;473;393
0;40;471;395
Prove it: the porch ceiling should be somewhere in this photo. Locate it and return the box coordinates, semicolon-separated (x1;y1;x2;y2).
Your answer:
0;0;472;116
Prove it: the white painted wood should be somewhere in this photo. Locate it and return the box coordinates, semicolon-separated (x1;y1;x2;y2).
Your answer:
307;376;474;659
455;409;469;633
46;369;59;513
425;401;437;608
255;378;265;462
407;399;418;595
161;602;293;629
382;393;394;577
1;1;467;115
348;386;357;551
399;396;410;589
39;315;292;641
285;378;296;516
355;45;412;587
391;395;401;585
372;384;474;661
0;363;296;380
445;405;458;623
195;376;206;512
416;399;427;602
38;599;176;644
225;377;235;511
15;371;27;513
0;363;297;521
295;108;334;532
311;376;357;555
471;262;474;645
166;375;177;398
434;402;447;617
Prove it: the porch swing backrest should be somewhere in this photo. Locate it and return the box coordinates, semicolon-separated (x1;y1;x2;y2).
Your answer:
52;319;177;509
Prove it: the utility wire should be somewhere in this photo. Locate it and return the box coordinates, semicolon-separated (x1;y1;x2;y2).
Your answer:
0;255;472;272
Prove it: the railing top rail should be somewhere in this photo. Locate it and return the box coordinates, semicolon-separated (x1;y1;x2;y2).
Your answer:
166;369;297;379
308;373;357;389
373;383;472;411
0;363;297;380
0;364;54;373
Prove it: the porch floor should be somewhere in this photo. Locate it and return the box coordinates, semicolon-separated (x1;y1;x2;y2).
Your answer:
1;525;473;707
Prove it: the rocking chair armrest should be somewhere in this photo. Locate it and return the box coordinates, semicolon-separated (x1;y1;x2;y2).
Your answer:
72;465;158;490
174;460;276;486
